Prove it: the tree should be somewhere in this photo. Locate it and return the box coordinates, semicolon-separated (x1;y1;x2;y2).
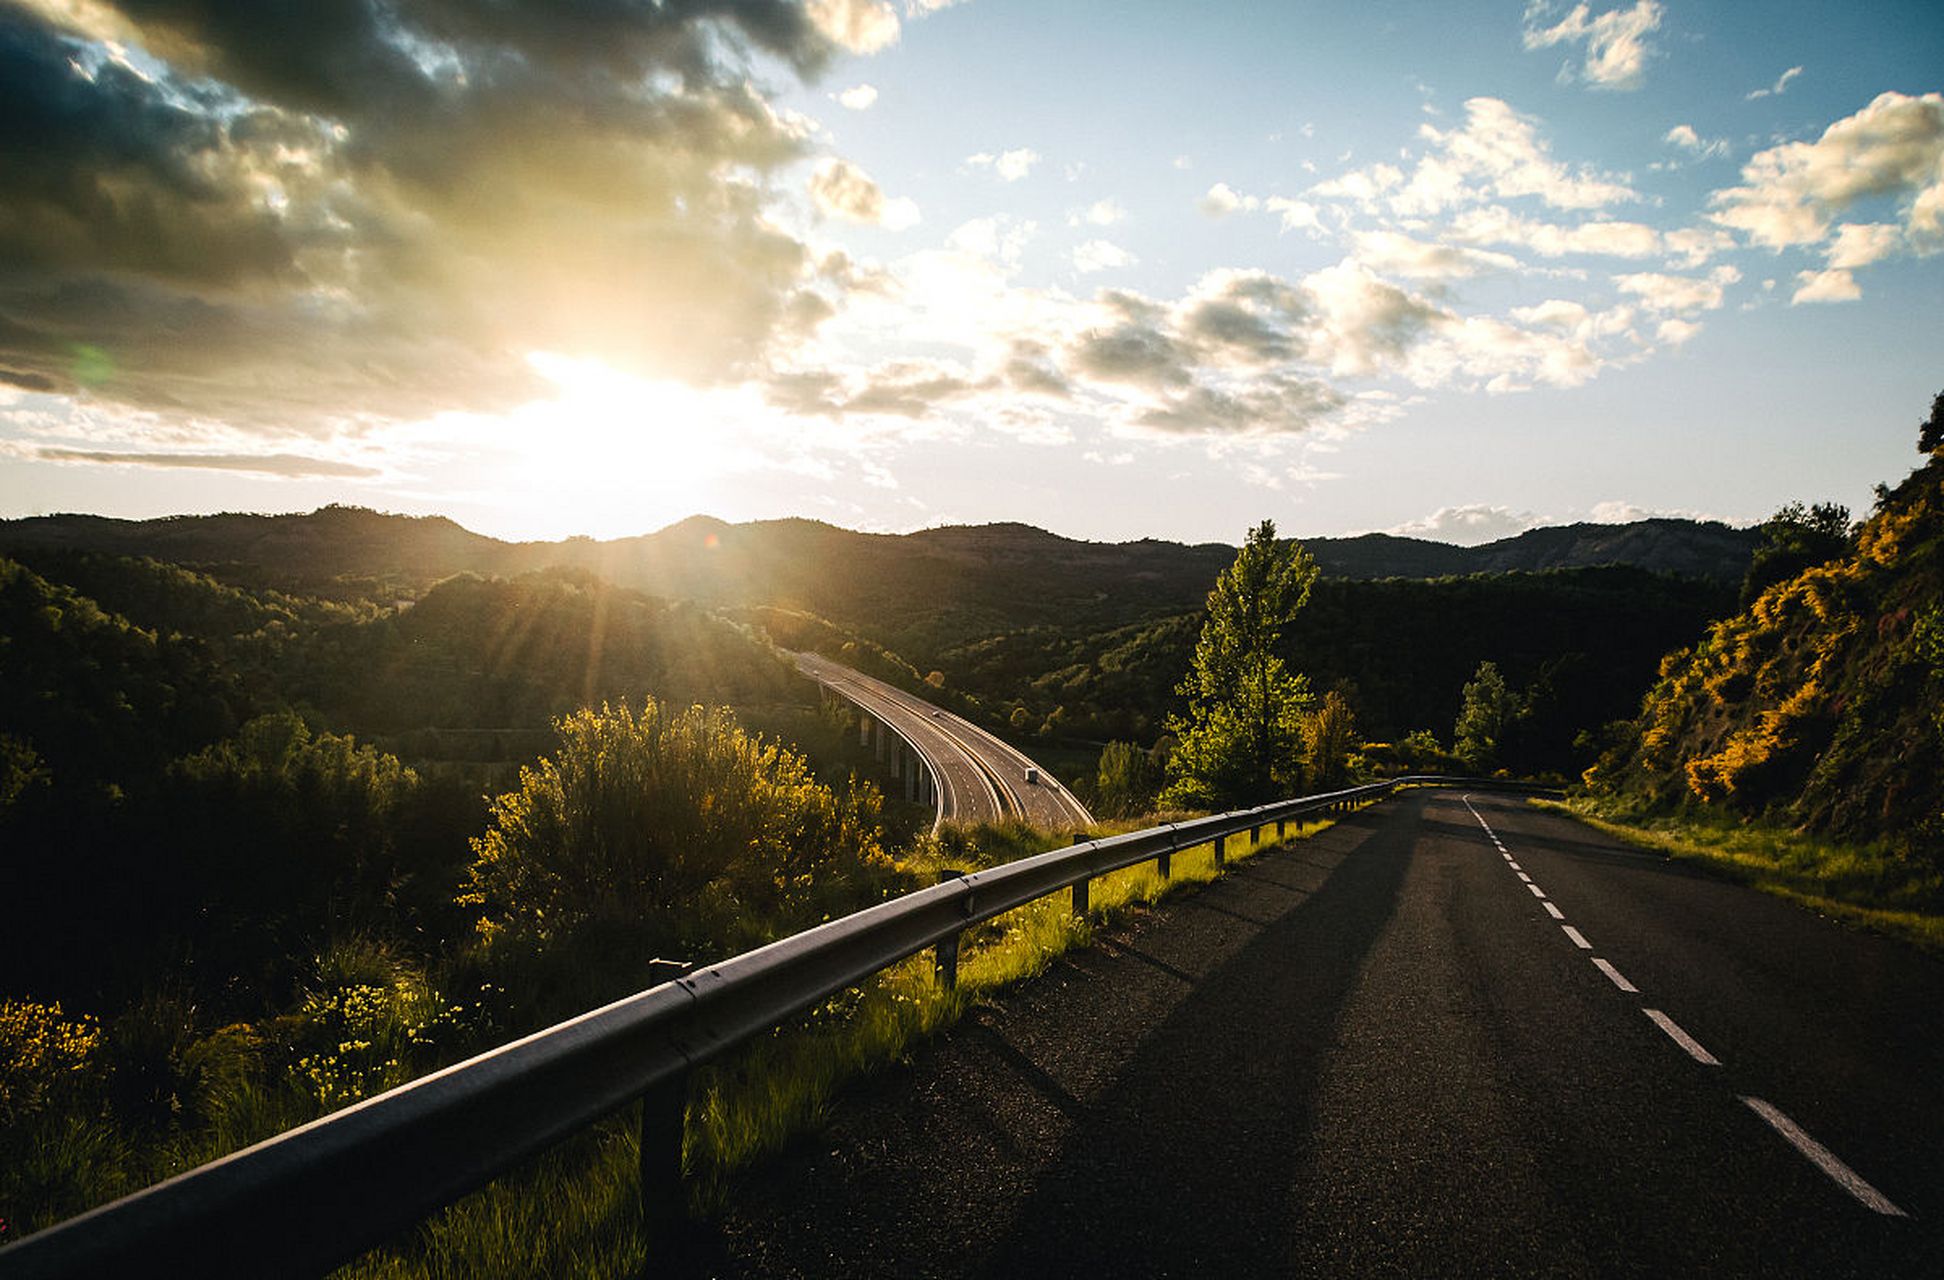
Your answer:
1095;740;1156;817
1301;689;1358;789
1454;661;1520;773
1740;500;1853;604
1922;389;1944;455
1161;520;1317;807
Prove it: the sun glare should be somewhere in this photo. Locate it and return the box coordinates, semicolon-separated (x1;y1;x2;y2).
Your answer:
461;352;769;539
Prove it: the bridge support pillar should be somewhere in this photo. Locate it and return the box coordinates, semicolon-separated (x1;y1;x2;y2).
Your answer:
859;713;871;747
874;722;884;760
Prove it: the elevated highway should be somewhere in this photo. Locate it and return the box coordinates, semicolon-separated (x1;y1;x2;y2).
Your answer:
789;651;1093;831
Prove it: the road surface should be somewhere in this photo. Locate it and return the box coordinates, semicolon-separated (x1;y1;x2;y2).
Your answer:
791;651;1093;830
716;789;1944;1277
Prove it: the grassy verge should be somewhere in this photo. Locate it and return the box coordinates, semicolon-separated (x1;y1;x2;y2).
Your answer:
1536;796;1944;955
335;806;1360;1278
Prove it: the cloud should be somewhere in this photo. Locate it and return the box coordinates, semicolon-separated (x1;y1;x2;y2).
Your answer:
808;158;921;229
1655;317;1702;344
1614;266;1741;312
1664;124;1730;160
1349;231;1520;280
1824;222;1902;269
1071;198;1128;227
1790;268;1862;304
1709;92;1944;250
1448;206;1662;258
1389;504;1542;545
966;147;1040;182
1521;1;1664;91
1253;204;1314;244
807;0;901;54
837;83;879;110
1316;99;1634;219
1746;65;1804;101
31;447;381;477
1072;240;1136;273
1199;182;1259;217
0;0;878;430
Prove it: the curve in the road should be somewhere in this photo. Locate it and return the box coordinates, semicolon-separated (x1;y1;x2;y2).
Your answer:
790;651;1092;830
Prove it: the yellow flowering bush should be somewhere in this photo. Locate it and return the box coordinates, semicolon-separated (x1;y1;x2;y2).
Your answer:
0;999;102;1127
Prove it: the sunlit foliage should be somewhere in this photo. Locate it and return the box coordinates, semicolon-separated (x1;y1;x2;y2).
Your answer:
1161;520;1317;808
1588;392;1944;861
463;699;893;965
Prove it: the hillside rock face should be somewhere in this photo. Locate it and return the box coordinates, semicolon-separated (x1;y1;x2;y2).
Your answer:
1588;458;1944;855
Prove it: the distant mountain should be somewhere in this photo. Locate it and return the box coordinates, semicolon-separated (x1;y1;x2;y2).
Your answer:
0;507;1759;661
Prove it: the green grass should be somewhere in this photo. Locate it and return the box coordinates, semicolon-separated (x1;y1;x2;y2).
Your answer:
1537;796;1944;954
330;805;1361;1278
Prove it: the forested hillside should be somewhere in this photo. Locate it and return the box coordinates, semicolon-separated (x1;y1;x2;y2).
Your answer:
1587;444;1944;860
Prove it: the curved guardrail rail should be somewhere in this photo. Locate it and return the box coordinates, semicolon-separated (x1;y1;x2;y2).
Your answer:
0;775;1555;1279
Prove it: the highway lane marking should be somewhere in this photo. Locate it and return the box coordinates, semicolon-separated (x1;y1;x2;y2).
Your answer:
1591;958;1638;992
1741;1097;1907;1217
1643;1009;1719;1066
1461;787;1908;1217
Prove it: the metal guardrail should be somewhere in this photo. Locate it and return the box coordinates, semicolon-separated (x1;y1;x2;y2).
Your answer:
0;775;1554;1279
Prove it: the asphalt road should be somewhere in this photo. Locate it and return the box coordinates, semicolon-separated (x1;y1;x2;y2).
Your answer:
713;790;1944;1277
791;651;1093;830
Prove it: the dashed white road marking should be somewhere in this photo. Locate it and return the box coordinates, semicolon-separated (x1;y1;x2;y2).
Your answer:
1742;1097;1907;1217
1543;901;1565;920
1562;925;1592;950
1644;1009;1719;1066
1507;860;1522;870
1517;871;1533;883
1592;957;1638;992
1527;883;1547;899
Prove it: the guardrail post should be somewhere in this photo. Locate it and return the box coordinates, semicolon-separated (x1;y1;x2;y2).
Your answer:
1069;834;1090;916
639;958;693;1257
1213;834;1225;867
935;869;965;990
1157;845;1171;879
1249;823;1260;845
1276;817;1286;839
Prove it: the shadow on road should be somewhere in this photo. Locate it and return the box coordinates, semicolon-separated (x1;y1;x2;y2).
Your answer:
971;798;1417;1276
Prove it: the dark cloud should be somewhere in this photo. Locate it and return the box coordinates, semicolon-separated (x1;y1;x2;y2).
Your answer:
1067;322;1193;389
33;447;382;477
0;367;60;392
763;363;973;418
1137;376;1344;435
0;1;852;428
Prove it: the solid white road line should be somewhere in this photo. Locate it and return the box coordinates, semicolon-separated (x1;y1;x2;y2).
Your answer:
1562;925;1592;950
1741;1097;1907;1217
1592;957;1638;992
1643;1009;1719;1066
1527;883;1547;899
1543;902;1565;920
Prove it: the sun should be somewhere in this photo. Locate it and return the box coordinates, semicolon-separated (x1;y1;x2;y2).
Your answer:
473;352;763;538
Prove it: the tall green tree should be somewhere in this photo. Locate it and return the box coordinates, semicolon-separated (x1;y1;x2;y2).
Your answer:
1095;740;1156;817
1161;520;1318;807
1454;660;1520;773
